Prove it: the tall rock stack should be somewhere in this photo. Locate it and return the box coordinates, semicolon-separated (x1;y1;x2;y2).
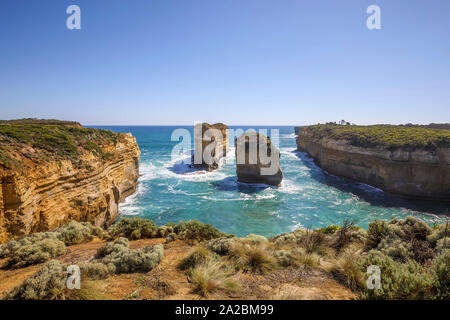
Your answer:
192;122;229;171
235;132;283;187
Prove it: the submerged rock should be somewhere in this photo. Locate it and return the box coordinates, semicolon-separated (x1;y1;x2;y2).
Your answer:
192;122;228;171
235;132;283;187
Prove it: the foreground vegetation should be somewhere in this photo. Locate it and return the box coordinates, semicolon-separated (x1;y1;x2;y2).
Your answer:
0;119;119;168
0;216;448;300
300;124;450;150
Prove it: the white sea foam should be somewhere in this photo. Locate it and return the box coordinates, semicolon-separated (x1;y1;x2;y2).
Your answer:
278;178;304;194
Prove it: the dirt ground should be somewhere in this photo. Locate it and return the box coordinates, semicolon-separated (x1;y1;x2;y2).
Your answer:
0;238;357;300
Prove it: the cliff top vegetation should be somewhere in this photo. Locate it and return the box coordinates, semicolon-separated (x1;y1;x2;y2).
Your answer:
0;119;120;168
0;216;448;300
299;124;450;150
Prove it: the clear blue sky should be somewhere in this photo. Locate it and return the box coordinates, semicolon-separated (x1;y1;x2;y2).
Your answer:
0;0;449;125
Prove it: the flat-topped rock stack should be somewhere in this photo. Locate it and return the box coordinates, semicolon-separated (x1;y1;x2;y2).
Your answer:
235;132;283;187
192;122;229;171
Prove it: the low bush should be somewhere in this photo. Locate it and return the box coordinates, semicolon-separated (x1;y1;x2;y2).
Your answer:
359;251;435;300
366;216;435;263
108;217;158;240
80;263;114;280
95;237;164;274
205;237;236;255
3;260;67;300
2;233;66;269
55;221;104;245
173;220;229;241
317;225;341;234
430;249;450;299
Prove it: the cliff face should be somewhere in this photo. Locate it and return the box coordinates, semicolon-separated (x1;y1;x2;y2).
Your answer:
0;125;140;243
296;126;450;201
235;132;283;187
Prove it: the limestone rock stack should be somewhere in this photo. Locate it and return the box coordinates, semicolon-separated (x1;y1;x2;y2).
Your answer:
192;122;228;171
235;132;283;187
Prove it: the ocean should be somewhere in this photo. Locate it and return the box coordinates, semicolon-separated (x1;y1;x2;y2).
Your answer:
92;126;449;237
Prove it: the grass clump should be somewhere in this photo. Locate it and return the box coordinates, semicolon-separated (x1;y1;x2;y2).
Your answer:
178;246;211;270
188;259;238;297
327;246;365;292
273;249;320;269
2;260;67;300
95;237;164;274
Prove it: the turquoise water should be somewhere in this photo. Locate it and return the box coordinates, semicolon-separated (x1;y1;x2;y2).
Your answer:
93;126;449;237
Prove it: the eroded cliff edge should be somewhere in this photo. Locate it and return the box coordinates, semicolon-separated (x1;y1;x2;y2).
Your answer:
296;124;450;201
0;120;140;243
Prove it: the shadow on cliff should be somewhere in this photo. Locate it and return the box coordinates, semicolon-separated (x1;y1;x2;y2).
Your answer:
293;150;450;216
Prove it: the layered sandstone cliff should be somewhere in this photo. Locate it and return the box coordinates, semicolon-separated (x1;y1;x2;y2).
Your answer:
235;132;283;187
0;121;140;243
192;122;228;171
296;125;450;201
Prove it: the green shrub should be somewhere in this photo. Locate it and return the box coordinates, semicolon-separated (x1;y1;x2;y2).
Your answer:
205;237;236;255
427;223;449;253
95;237;164;274
165;233;177;243
365;217;435;263
2;233;66;269
318;225;341;234
430;249;450;299
360;252;435;300
55;221;104;245
108;217;158;240
173;220;228;241
366;219;390;249
80;263;114;280
2;260;67;300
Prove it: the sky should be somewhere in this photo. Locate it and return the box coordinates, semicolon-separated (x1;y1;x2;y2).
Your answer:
0;0;449;126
